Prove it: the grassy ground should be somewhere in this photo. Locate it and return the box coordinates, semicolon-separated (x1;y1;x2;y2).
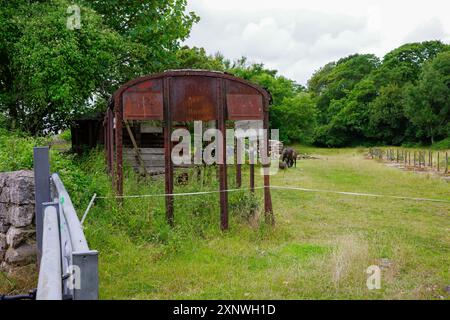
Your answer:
1;144;448;299
85;146;449;300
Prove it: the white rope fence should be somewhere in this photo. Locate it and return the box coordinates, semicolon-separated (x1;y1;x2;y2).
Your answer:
94;185;450;203
81;185;449;224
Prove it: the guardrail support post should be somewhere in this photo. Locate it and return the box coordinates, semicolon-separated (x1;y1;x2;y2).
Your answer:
33;147;51;261
72;250;99;300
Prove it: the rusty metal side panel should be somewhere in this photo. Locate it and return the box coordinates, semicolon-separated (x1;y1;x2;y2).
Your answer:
169;76;218;121
226;94;263;120
123;79;163;120
225;80;263;120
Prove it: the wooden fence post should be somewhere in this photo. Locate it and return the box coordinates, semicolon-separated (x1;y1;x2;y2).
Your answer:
437;152;440;172
429;151;433;167
445;151;448;173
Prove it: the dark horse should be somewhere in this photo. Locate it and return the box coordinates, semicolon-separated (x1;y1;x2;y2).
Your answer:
282;148;297;168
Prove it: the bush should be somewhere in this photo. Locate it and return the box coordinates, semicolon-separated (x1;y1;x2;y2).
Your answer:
0;128;49;171
59;130;71;142
431;137;450;150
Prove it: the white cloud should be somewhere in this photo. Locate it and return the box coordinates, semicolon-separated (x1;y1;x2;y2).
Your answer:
404;18;449;43
184;0;450;84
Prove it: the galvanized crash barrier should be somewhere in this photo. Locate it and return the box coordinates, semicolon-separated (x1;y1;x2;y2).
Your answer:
34;147;98;300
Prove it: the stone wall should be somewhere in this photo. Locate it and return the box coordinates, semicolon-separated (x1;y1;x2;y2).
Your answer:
0;171;36;271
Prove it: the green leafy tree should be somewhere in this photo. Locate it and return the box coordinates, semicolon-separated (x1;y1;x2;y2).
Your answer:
374;40;448;85
0;0;198;134
403;51;450;144
365;41;449;145
270;93;317;144
171;46;228;71
367;84;410;145
227;59;313;143
309;54;380;146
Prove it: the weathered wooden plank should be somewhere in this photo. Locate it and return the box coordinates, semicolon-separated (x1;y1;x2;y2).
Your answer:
125;148;164;155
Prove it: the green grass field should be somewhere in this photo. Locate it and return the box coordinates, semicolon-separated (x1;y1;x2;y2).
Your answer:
87;147;449;299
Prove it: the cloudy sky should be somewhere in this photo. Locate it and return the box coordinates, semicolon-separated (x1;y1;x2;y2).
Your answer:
184;0;450;84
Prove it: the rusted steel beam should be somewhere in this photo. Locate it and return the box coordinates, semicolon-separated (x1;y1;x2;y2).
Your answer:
236;164;242;188
163;77;174;226
249;138;255;193
235;137;242;188
106;110;111;173
103;113;108;167
217;78;228;231
249;164;255;193
108;108;115;189
114;96;123;197
263;99;274;225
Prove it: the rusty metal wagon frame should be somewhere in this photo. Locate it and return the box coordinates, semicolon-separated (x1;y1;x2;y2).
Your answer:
104;70;273;230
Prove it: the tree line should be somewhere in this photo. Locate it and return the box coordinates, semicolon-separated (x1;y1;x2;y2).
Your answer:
1;1;449;147
172;42;450;147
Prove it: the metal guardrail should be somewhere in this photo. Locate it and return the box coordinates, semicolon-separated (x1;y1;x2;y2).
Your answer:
36;205;62;300
34;147;99;300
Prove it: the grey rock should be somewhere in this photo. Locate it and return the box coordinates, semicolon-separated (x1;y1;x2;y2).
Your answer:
0;234;6;261
0;202;7;217
5;243;36;266
0;203;10;233
6;227;35;248
0;186;8;203
0;173;6;187
8;204;35;227
7;171;35;204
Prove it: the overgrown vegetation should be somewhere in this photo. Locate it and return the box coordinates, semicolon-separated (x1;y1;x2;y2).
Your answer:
1;128;449;299
72;146;450;299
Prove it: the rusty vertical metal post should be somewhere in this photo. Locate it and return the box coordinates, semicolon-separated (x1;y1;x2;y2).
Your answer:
236;164;242;188
105;110;110;172
235;138;242;188
249;160;255;193
114;95;123;197
103;114;108;166
217;79;228;231
108;109;115;189
163;77;174;226
262;99;273;224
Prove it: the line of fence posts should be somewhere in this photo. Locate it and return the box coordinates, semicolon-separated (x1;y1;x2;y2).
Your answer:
369;148;449;174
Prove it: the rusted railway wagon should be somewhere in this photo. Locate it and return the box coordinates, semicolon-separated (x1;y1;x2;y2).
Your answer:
104;70;274;230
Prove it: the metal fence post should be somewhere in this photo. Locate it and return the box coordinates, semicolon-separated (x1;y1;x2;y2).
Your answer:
72;250;99;300
33;147;51;261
